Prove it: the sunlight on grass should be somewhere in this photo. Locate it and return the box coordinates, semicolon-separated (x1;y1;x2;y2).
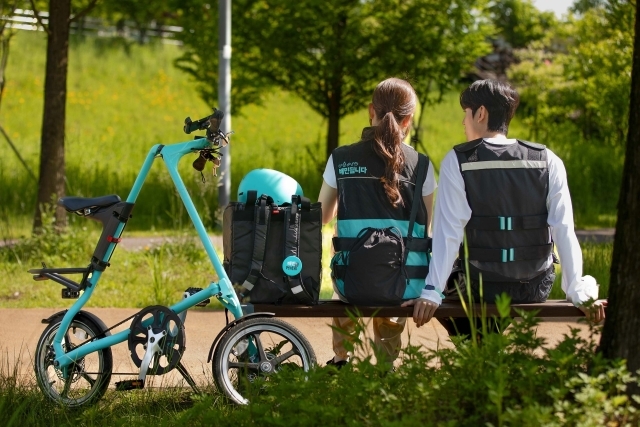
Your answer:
1;30;617;238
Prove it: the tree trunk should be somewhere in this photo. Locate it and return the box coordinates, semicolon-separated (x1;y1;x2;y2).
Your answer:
33;0;71;231
599;0;640;397
326;88;341;160
327;102;340;159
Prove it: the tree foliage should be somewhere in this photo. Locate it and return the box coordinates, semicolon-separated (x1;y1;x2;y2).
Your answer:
508;1;634;146
95;0;179;43
173;1;276;117
489;0;558;48
175;0;493;159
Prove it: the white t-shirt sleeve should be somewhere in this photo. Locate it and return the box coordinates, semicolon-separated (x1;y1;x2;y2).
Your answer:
323;155;337;189
546;149;599;305
422;160;437;196
421;151;471;304
324;154;437;196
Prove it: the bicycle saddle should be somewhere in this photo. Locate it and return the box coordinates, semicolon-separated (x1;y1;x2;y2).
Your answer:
59;195;122;213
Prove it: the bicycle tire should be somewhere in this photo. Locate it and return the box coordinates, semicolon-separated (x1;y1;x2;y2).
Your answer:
34;312;113;408
213;317;316;405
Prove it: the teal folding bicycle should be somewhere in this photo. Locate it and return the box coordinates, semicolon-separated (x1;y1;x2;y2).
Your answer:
28;110;316;407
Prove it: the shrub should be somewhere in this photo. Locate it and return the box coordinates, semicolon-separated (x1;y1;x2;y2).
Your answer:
172;299;639;427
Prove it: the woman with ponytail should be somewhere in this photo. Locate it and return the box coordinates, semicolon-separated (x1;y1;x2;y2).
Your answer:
318;77;437;368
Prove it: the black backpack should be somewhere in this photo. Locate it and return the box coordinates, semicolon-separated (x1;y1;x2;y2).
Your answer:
223;192;322;305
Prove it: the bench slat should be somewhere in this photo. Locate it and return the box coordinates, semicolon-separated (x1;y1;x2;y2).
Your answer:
249;299;584;318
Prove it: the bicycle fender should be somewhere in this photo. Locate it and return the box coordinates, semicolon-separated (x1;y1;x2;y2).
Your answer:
206;312;275;363
41;310;112;338
41;310;68;324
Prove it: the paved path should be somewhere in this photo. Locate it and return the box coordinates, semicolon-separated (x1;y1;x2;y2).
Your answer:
0;307;597;388
574;228;615;243
117;229;615;252
0;228;616;251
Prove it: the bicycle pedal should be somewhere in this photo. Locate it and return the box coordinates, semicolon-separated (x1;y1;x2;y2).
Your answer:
184;287;210;307
115;379;145;391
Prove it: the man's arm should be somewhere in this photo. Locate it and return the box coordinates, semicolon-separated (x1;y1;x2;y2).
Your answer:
546;149;605;322
402;151;471;326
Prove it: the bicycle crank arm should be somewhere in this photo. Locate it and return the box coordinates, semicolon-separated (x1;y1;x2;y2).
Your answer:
138;327;167;381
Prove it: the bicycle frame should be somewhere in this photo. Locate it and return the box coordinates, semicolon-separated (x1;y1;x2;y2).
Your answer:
52;137;243;372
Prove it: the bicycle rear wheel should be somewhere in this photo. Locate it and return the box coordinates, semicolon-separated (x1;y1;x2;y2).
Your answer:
213;317;316;405
34;312;113;408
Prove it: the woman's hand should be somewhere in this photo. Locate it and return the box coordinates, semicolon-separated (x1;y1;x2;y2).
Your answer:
401;298;439;327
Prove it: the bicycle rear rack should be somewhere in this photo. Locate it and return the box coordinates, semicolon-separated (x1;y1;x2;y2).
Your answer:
28;265;91;298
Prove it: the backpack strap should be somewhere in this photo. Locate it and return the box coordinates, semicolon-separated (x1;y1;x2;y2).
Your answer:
246;190;257;207
283;195;315;304
405;153;429;265
240;195;271;294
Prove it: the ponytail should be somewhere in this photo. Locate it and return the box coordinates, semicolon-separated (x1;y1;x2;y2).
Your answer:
370;78;416;207
373;112;405;207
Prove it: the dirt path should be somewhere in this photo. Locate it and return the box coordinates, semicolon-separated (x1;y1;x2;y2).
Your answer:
1;307;597;388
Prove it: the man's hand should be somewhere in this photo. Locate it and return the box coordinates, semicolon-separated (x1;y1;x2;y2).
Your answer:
578;299;607;323
401;298;439;327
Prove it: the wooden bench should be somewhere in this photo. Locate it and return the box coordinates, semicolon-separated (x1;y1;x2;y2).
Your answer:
249;299;585;318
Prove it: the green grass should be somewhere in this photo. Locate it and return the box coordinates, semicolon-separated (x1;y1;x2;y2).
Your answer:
0;219;335;308
0;32;386;236
0;351;216;426
0;218;611;308
549;241;613;300
0;31;621;239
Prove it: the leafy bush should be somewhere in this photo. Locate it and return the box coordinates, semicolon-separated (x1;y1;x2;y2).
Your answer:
172;299;639;427
1;296;637;426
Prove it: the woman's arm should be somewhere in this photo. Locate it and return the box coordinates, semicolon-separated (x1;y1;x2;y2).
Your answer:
422;193;434;236
318;180;338;225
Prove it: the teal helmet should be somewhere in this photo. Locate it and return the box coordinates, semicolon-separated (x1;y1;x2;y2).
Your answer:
237;169;303;205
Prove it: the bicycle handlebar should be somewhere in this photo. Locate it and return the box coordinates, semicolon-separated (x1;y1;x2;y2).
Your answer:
185;108;231;173
183;108;225;135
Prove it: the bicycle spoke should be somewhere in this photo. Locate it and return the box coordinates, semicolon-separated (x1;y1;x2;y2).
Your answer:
249;332;267;362
273;349;298;365
81;373;96;388
60;375;72;399
228;361;259;370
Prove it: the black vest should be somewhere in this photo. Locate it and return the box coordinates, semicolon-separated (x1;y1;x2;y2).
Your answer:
331;127;429;298
455;138;552;283
332;128;428;227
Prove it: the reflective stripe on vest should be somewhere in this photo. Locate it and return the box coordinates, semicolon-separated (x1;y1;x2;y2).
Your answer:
461;160;547;171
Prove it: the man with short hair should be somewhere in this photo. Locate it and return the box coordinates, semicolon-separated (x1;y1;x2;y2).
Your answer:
402;79;606;333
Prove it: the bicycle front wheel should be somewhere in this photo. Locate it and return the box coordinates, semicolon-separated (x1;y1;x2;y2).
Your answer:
34;312;113;408
213;317;316;405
